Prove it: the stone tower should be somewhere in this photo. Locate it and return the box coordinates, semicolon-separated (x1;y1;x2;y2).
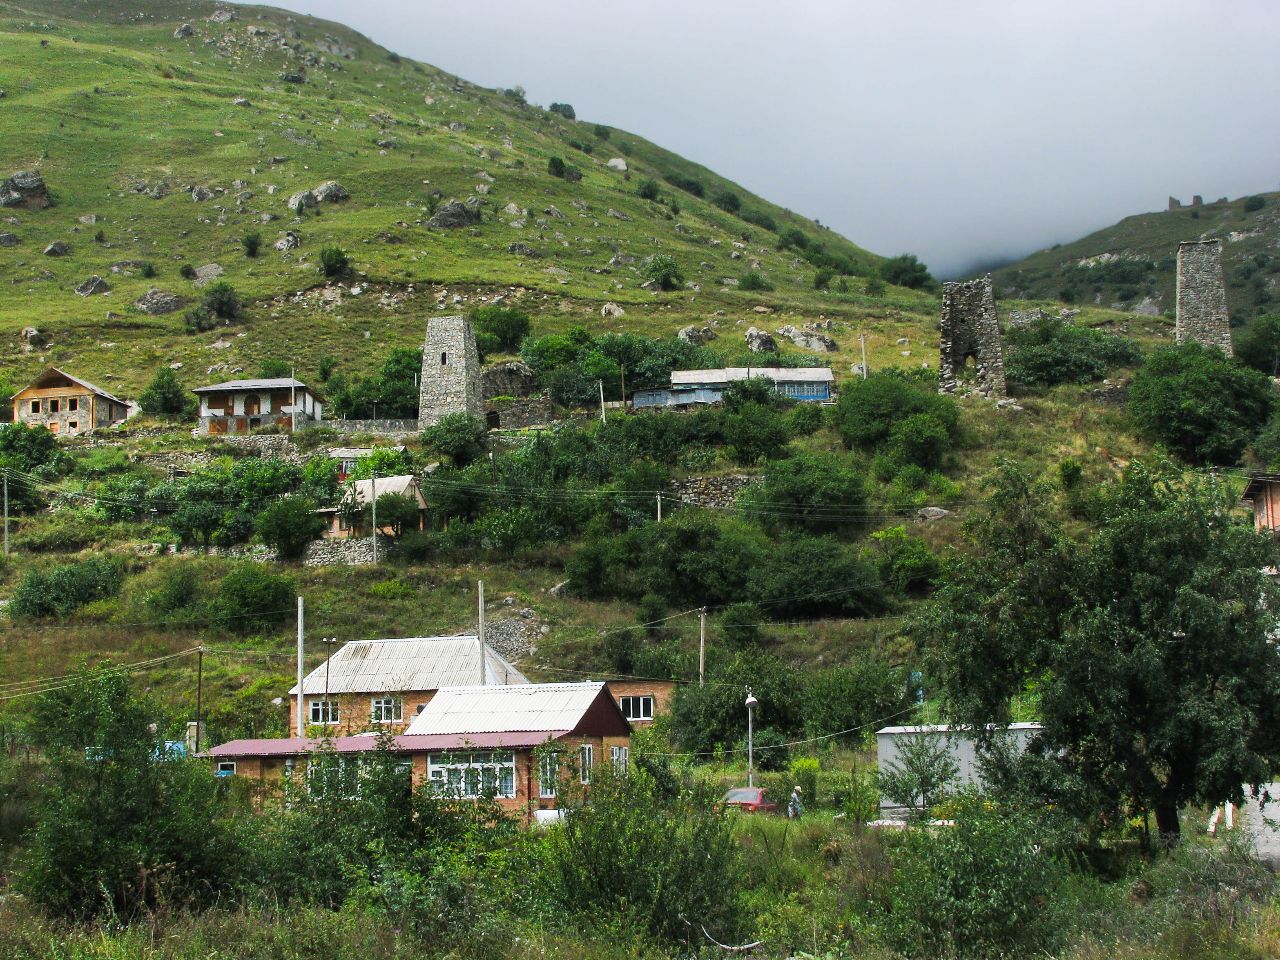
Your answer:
1175;240;1232;356
938;274;1006;397
418;315;484;429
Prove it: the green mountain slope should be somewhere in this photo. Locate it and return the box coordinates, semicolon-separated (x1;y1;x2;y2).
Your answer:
0;0;903;397
994;192;1280;322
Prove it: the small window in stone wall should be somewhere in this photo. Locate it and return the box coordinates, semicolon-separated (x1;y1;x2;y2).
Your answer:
30;400;39;414
441;352;447;365
49;399;59;413
68;397;79;411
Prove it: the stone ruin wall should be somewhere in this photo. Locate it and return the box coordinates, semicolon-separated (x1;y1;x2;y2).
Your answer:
1175;240;1232;356
418;315;484;429
938;274;1006;397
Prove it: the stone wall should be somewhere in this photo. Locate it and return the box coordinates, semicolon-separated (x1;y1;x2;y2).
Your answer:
669;473;758;509
1175;240;1232;355
214;434;302;460
304;418;419;438
939;274;1006;397
303;535;393;566
488;394;554;429
419;315;483;429
481;361;537;400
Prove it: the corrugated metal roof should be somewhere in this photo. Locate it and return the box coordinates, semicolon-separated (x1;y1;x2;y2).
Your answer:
405;682;606;736
328;446;405;460
877;722;1043;735
193;377;309;392
345;475;420;504
671;367;834;386
291;636;529;696
20;367;128;405
206;730;559;758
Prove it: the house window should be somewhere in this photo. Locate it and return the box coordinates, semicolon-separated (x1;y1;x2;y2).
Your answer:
68;422;78;433
579;744;593;784
30;400;40;414
305;754;361;799
68;397;79;411
309;699;339;724
340;459;359;475
539;752;559;798
215;761;237;776
611;745;629;773
619;695;654;721
441;351;447;365
427;751;516;798
370;697;403;724
49;399;60;413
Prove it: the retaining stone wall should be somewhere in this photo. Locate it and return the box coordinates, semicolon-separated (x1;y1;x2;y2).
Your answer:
669;473;758;509
304;535;393;566
305;419;419;438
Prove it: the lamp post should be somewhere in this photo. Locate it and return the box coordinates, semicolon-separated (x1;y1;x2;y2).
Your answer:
745;689;758;788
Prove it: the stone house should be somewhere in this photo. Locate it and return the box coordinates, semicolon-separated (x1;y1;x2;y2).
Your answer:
193;377;322;435
289;635;529;736
1240;474;1280;534
316;474;428;539
10;367;130;436
206;682;632;822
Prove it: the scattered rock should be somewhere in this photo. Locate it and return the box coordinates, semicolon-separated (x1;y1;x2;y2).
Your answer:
916;507;951;521
134;288;183;315
995;398;1025;412
173;23;194;38
287;189;317;214
752;305;773;314
606;158;628;172
274;230;301;252
548;580;569;598
194;263;224;284
0;232;17;247
190;185;212;202
426;197;482;229
600;302;626;319
79;213;97;225
501;201;527;217
278;71;306;84
20;327;48;352
1;171;51;210
313;180;348;203
508;242;543;258
207;8;236;23
745;326;778;352
776;324;837;352
43;240;70;257
232;96;250;107
544;205;564;220
75;275;110;297
679;324;717;345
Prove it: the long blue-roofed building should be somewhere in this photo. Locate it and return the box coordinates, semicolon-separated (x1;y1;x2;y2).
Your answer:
632;367;835;409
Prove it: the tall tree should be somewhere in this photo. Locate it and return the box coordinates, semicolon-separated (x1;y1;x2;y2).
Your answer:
917;460;1280;839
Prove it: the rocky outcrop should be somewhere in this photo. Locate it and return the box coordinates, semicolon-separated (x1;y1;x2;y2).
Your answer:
20;327;48;353
43;240;70;257
1;171;51;210
287;189;317;214
274;230;301;252
600;302;626;319
134;288;183;315
776;324;836;352
481;361;537;399
193;263;224;284
313;180;348;203
678;324;717;345
427;197;482;229
745;326;778;352
508;242;542;258
0;232;17;247
75;275;110;297
174;23;195;38
190;185;213;202
606;158;628;172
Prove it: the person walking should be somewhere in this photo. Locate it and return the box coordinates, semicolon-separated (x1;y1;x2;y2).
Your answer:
787;785;804;819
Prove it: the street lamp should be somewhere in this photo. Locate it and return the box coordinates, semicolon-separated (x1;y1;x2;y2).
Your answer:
745;689;759;788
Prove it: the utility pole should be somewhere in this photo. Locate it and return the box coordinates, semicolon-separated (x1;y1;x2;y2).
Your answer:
195;646;204;753
290;366;297;432
477;580;487;685
656;491;662;522
620;365;626;406
296;596;305;737
3;469;8;557
370;473;378;564
699;607;707;687
598;379;606;424
860;331;868;380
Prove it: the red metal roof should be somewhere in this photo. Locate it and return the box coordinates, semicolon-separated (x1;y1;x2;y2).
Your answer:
205;730;569;758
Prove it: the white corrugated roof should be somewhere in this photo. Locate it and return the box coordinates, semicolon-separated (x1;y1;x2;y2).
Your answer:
345;475;420;504
193;377;309;392
291;636;529;696
329;446;405;460
671;367;834;385
404;682;606;735
877;722;1043;735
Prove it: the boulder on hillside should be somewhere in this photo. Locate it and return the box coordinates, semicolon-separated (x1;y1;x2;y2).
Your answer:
193;263;224;284
275;230;301;252
508;242;542;258
606;158;628;172
232;96;250;107
75;275;110;297
678;324;717;346
207;8;236;22
745;327;777;353
600;302;625;319
1;171;51;210
427;197;482;229
313;180;348;203
917;507;951;521
278;71;306;85
0;232;18;247
174;23;195;38
191;185;213;202
287;189;317;214
134;289;183;315
776;324;837;352
43;240;70;257
20;327;48;353
481;361;537;399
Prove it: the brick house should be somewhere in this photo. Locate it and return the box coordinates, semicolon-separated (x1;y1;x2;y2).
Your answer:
290;635;529;736
192;377;321;435
11;367;129;436
1241;474;1280;534
206;682;632;821
316;475;428;539
605;678;677;726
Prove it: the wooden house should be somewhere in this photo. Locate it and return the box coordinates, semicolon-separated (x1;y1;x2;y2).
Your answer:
206;682;632;821
1241;474;1280;533
192;377;321;435
11;367;130;436
317;474;428;538
289;635;529;736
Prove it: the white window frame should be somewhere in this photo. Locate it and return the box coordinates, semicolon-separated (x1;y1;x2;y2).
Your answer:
579;744;593;784
619;695;654;722
426;751;516;799
215;760;237;776
611;745;629;773
305;754;360;799
539;752;559;798
309;698;339;725
370;696;403;724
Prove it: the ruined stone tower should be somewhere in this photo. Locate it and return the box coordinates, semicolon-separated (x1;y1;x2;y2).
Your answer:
418;315;483;429
1175;240;1232;356
938;274;1006;397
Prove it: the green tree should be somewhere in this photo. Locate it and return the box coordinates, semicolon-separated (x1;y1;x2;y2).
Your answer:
916;460;1280;839
241;231;261;257
370;492;422;537
347;447;413;480
255;495;325;559
169;498;226;551
723;401;790;464
878;733;960;818
642;254;684;291
636;177;659;200
422;413;488;466
258;359;292;379
1235;313;1280;377
879;253;935;290
547;156;566;178
834;371;957;450
1127;341;1274;465
319;244;349;278
802;659;911;746
470;305;531;352
743;452;865;530
1005;316;1143;389
211;564;293;634
138;367;193;417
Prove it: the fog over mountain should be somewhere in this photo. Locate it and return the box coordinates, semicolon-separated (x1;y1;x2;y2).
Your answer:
281;0;1280;278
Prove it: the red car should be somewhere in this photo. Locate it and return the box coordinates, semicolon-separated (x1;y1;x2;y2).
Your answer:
722;786;777;814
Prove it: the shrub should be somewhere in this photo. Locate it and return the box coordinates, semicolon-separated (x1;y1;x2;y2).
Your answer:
211;564;293;634
1128;341;1274;464
319;244;349;277
547;156;566;178
8;556;126;620
779;227;809;250
138;368;193;417
422;413;488;466
786;402;825;437
872;524;939;593
879;253;935;290
470;304;530;352
834;371;958;450
562;163;582;183
887;412;953;470
747;534;885;617
663;171;704;197
317;355;337;382
743;452;865;530
1234;313;1280;377
549;102;575;119
636;178;659;201
723;401;790;464
742;209;778;232
1244;195;1266;212
712;188;741;213
1004;316;1143;389
255;496;325;559
813;267;834;290
241;231;261;257
593;123;610;139
371;492;422;538
139;261;156;279
179;263;197;280
738;270;773;292
803;659;911;747
643;254;684;291
864;276;886;295
201;280;241;319
751;727;792;771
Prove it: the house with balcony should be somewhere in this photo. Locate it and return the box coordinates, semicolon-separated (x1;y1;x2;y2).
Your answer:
192;377;321;434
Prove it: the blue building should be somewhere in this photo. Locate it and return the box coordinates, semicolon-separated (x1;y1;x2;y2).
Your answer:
633;367;835;409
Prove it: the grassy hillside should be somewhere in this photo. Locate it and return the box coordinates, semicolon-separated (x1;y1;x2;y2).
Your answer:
994;191;1280;323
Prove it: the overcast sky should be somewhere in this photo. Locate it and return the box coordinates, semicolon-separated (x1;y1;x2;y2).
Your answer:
279;0;1280;278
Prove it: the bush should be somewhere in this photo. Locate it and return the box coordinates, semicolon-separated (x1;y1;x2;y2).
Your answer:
786;402;825;437
8;556;126;620
723;401;790;464
751;727;792;771
879;253;934;290
864;276;886;296
319;244;349;278
211;564;293;634
138;367;193;417
255;496;325;559
747;534;885;618
241;231;261;257
663;171;704;197
1244;195;1266;212
834;371;958;451
803;659;911;746
139;261;156;279
643;254;684;291
593;123;610;140
179;263;197;280
813;267;834;290
1234;313;1280;377
1005;316;1143;389
712;188;741;213
1128;341;1274;464
547;156;566;178
470;305;530;352
743;452;865;530
201;280;241;319
887;412;953;470
738;270;773;292
636;178;659;201
548;102;575;120
422;413;488;466
741;208;778;232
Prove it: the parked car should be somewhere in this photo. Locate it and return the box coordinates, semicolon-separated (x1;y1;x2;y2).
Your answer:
722;786;777;814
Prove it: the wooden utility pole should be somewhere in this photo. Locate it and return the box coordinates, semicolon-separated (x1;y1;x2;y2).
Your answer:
296;596;305;737
195;646;204;754
699;607;707;686
370;473;378;564
478;580;487;685
3;470;8;557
